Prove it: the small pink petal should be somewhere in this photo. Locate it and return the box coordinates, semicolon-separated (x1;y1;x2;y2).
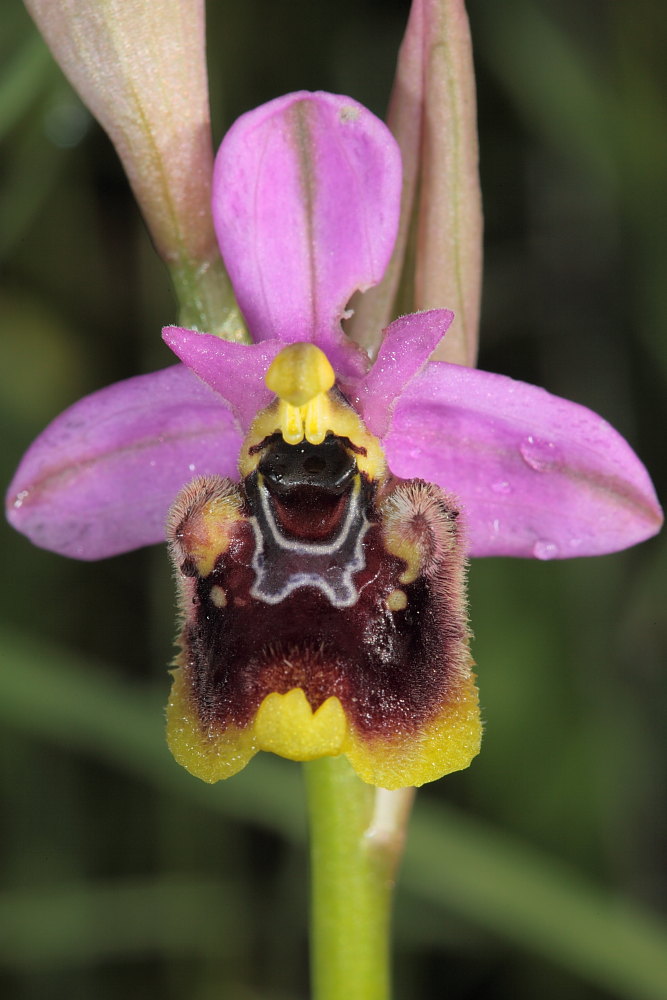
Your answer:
384;362;663;558
212;91;401;361
348;309;453;437
163;327;280;430
6;366;241;560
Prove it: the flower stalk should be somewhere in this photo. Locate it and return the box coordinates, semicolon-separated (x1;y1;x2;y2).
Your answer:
306;758;413;1000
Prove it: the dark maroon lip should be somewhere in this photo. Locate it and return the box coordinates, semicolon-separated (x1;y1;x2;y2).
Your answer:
178;486;468;739
169;428;470;749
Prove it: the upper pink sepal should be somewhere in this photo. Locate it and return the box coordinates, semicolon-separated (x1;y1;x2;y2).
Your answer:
384;361;663;558
212;92;401;358
6;366;242;559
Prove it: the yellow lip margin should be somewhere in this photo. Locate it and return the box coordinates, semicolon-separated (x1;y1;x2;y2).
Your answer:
166;669;348;783
166;663;480;789
342;662;481;789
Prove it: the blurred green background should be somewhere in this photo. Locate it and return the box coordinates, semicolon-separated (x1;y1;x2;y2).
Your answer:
1;1;666;998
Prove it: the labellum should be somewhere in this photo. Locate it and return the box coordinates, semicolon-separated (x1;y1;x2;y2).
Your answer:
166;344;480;789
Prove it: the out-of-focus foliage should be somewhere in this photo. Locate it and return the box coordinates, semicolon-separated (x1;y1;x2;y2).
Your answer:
1;1;666;998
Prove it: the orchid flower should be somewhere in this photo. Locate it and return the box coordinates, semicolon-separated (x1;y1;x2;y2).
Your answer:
6;92;662;790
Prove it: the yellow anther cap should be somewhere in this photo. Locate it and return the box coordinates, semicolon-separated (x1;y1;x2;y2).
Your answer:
265;343;335;406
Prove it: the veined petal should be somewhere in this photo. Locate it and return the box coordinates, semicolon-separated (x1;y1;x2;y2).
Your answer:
163;327;280;430
212;91;401;361
384;362;663;558
348;309;453;437
6;366;241;560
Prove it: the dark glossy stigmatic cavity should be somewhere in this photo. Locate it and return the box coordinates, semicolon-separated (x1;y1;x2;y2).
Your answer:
258;434;356;496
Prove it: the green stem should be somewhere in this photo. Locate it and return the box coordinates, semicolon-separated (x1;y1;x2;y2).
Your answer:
305;756;411;1000
169;256;250;342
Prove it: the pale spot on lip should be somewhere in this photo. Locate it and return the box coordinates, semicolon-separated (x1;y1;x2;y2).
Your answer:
210;585;227;608
387;588;407;612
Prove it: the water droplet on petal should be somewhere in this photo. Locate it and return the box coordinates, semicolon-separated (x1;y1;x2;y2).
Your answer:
188;463;196;472
492;518;501;536
13;489;29;510
519;436;560;472
533;539;559;560
491;480;512;495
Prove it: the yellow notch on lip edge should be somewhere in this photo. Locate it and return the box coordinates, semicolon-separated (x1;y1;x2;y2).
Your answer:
265;343;335;445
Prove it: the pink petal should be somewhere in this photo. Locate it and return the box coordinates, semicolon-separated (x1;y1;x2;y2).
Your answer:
163;327;280;430
6;366;242;560
347;309;454;437
212;91;401;363
384;363;663;558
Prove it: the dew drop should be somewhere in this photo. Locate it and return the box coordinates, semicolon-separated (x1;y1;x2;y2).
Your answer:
491;479;512;495
188;463;196;472
519;436;560;472
13;489;29;509
533;539;559;560
44;99;90;149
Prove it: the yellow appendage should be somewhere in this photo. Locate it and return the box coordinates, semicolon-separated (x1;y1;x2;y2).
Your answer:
254;690;347;759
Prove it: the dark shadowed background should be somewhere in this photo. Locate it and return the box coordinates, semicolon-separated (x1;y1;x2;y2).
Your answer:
1;1;666;998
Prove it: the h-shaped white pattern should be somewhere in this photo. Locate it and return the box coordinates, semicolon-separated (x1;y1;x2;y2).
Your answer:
248;474;370;607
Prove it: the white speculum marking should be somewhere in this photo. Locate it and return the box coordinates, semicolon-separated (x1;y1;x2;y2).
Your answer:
249;475;369;608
